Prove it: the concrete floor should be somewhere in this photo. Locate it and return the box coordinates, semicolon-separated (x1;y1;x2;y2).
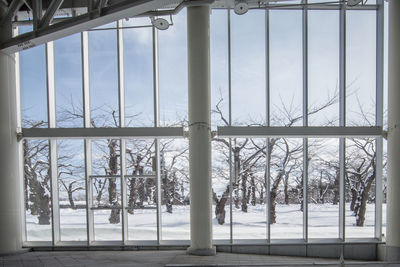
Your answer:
1;250;400;267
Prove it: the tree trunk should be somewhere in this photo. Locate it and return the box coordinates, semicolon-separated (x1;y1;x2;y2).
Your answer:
213;186;230;225
108;139;120;224
259;186;264;205
127;177;136;214
241;173;248;212
284;176;289;205
270;189;277;224
332;171;339;205
350;187;358;212
356;189;368;226
250;175;256;206
67;185;76;209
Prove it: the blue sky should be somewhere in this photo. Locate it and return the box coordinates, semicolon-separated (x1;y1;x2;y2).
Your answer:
19;6;382;129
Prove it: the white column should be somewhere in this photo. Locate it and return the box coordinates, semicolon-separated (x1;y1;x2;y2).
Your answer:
187;5;215;256
0;3;23;255
387;0;400;261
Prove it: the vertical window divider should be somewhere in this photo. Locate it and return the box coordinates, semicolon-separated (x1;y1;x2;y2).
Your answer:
153;25;162;244
81;30;94;244
339;2;347;242
302;0;309;243
46;40;60;245
375;0;384;241
227;8;233;246
117;19;128;244
265;6;271;244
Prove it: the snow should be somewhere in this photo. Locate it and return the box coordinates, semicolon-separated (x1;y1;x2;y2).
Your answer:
25;203;386;242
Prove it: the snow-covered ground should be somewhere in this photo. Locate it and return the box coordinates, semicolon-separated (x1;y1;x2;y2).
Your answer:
26;203;386;241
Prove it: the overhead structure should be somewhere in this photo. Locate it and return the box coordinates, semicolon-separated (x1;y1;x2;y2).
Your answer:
0;0;375;54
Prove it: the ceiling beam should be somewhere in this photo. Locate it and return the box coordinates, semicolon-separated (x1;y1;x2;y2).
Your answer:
0;0;24;26
0;0;180;54
38;0;64;28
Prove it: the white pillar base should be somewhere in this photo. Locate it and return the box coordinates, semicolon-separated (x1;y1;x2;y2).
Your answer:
187;246;216;256
385;246;400;261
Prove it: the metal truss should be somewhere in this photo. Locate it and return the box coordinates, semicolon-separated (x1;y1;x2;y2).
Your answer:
0;0;377;54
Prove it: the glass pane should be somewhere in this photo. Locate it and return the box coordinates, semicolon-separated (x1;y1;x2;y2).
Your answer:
54;34;83;127
123;27;154;127
308;138;339;239
93;210;122;241
345;138;376;238
58;140;86;241
24;139;52;241
232;138;267;240
211;10;229;129
160;139;189;240
212;139;231;240
383;138;387;239
231;10;266;125
270;10;302;127
159;11;188;126
346;11;376;126
89;26;119;127
270;138;303;239
125;139;157;241
91;139;122;240
20;42;48;128
308;11;339;126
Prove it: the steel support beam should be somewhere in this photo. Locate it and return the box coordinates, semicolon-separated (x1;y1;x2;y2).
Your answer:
39;0;64;28
0;0;24;26
22;127;185;139
217;126;382;138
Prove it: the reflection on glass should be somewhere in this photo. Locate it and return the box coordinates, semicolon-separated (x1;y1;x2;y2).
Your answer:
270;10;302;127
123;28;154;127
125;139;157;240
160;139;189;240
346;11;376;126
58;140;86;241
89;26;119;127
231;10;266;125
308;139;339;239
308;11;339;126
270;138;303;239
345;138;376;238
24;139;52;241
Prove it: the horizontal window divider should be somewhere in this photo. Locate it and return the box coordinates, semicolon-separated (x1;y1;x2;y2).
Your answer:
21;127;184;139
125;174;156;179
89;175;120;179
124;206;157;210
90;206;123;210
217;126;383;138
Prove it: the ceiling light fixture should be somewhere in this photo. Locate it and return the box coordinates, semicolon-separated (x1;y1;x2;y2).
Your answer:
234;1;249;15
151;17;169;30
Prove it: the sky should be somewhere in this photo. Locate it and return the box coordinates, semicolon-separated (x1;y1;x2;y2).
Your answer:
18;3;384;130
